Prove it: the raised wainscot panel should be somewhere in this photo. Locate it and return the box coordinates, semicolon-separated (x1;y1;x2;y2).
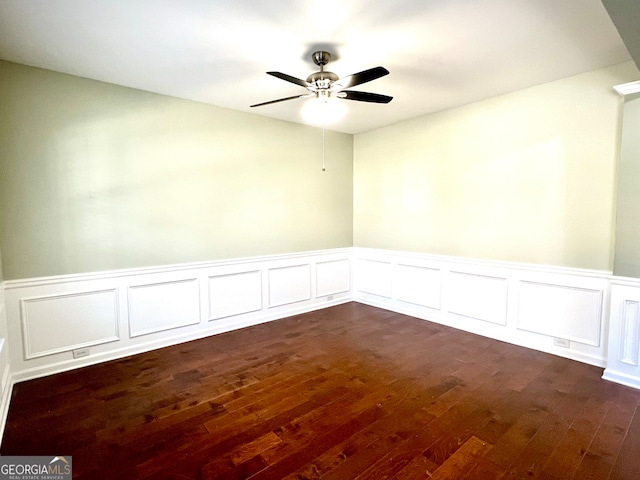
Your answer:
316;259;351;297
356;259;392;298
268;264;311;308
517;281;603;346
128;278;200;337
448;271;508;325
395;263;442;310
209;270;262;320
620;300;640;366
21;289;119;359
604;283;640;388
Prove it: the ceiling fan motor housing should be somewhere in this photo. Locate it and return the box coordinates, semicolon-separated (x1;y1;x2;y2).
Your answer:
306;71;338;85
307;51;338;85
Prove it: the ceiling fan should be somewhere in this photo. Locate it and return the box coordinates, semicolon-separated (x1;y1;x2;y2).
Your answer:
250;51;392;108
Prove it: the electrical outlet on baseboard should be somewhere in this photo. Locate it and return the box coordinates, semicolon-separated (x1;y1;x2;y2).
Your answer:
72;347;90;359
553;337;570;348
327;295;334;301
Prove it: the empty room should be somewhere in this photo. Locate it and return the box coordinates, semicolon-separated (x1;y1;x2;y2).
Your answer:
1;0;640;478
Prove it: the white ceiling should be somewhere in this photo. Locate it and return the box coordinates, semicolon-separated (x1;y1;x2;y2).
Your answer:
0;0;632;134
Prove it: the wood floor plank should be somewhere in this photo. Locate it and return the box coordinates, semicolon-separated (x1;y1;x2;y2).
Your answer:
573;390;639;480
610;405;640;480
2;302;640;479
390;454;440;480
500;378;595;479
474;387;529;446
314;388;444;479
245;406;387;480
279;425;380;480
540;396;610;479
428;436;493;480
458;457;504;480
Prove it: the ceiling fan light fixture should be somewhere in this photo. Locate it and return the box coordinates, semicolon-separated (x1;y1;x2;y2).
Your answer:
301;95;346;125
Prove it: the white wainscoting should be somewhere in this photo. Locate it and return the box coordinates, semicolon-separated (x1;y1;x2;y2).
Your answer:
21;289;120;358
208;270;262;321
353;248;610;367
603;278;640;389
517;281;603;347
448;271;508;326
2;246;640;443
268;264;312;308
316;259;351;298
2;249;353;383
0;282;11;442
128;278;201;337
355;259;392;298
394;263;441;310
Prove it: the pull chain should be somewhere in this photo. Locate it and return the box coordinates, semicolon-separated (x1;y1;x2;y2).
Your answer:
322;122;326;172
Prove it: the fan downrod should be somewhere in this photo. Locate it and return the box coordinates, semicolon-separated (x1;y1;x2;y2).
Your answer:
307;51;338;83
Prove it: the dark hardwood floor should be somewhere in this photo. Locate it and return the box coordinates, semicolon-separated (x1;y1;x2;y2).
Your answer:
2;302;640;479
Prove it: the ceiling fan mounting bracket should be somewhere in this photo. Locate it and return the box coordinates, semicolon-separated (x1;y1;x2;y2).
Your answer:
311;51;331;66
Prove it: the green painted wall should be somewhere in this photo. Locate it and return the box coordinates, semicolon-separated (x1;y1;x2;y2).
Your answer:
354;62;640;271
613;93;640;277
0;61;353;279
2;59;638;280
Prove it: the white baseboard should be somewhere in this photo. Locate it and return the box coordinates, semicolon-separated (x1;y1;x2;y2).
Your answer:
602;369;640;390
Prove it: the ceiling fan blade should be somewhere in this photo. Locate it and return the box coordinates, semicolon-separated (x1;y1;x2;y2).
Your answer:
334;66;389;90
250;94;309;108
267;71;310;88
341;90;393;104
